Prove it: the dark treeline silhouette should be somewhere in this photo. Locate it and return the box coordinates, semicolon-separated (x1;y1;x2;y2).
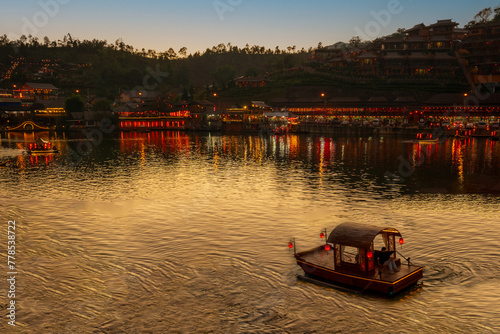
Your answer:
0;34;311;59
465;5;500;28
0;33;311;99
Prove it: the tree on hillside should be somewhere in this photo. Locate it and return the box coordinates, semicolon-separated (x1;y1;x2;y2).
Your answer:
466;6;499;27
174;64;191;86
92;99;111;112
245;67;259;77
475;7;493;24
125;69;143;86
283;55;295;69
181;87;189;101
65;95;85;117
178;47;188;57
167;48;177;59
494;7;500;22
91;99;113;120
0;34;9;45
349;36;361;47
212;65;235;89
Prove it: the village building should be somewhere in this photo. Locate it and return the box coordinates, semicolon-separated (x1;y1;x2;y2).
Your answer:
13;82;59;100
461;22;500;88
234;76;270;88
319;20;464;78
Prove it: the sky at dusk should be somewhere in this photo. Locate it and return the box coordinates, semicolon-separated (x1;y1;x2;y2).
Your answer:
1;0;497;54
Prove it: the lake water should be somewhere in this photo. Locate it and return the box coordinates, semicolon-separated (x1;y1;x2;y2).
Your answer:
1;131;499;333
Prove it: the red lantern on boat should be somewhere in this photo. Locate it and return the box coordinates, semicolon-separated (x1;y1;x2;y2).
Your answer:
399;237;404;245
324;244;331;251
320;232;325;238
288;242;294;249
367;251;373;258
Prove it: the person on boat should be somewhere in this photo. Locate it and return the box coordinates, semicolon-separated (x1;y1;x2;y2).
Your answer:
378;247;399;273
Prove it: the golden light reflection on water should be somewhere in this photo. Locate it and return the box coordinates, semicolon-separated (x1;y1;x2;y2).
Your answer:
452;139;465;190
252;136;263;164
213;140;219;175
318;137;326;187
1;131;500;332
1;131;500;196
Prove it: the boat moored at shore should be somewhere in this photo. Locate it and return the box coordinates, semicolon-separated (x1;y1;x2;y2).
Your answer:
415;133;439;144
27;139;59;155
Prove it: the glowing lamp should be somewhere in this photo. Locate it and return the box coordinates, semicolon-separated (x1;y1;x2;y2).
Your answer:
399;237;404;245
288;242;293;249
367;251;373;258
324;244;331;251
320;232;325;238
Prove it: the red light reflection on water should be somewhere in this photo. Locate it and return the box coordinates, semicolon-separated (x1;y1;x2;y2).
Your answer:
119;131;190;155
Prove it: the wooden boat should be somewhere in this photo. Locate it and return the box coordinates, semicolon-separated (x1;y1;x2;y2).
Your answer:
273;126;288;134
291;222;423;296
27;139;59;155
415;133;438;144
417;139;438;144
490;131;499;141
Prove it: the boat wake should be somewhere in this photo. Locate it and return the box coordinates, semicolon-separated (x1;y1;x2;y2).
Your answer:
0;148;25;158
423;262;476;287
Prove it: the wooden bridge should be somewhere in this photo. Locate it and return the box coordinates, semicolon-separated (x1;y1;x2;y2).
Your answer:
6;121;51;132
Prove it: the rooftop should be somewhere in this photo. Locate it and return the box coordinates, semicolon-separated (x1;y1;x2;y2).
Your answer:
121;90;159;99
234;76;270;83
357;52;378;59
429;19;458;27
25;82;59;90
424;93;465;105
251;101;271;109
405;23;426;33
190;100;214;106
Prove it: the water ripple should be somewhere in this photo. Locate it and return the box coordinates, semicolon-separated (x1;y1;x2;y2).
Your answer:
1;134;499;332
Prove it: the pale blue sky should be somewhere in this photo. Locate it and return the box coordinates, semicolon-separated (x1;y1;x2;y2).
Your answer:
1;0;497;53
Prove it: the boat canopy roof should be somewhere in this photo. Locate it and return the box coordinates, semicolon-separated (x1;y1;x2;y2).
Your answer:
35;138;50;144
327;222;401;249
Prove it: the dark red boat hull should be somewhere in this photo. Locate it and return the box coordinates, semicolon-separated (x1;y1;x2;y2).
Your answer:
296;258;423;295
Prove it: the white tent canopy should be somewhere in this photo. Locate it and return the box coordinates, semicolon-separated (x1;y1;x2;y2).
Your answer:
264;111;291;118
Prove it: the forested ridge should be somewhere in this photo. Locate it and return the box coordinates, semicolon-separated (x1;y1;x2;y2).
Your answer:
0;35;309;99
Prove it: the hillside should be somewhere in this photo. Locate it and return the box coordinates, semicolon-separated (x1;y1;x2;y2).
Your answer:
0;36;310;100
0;26;479;103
